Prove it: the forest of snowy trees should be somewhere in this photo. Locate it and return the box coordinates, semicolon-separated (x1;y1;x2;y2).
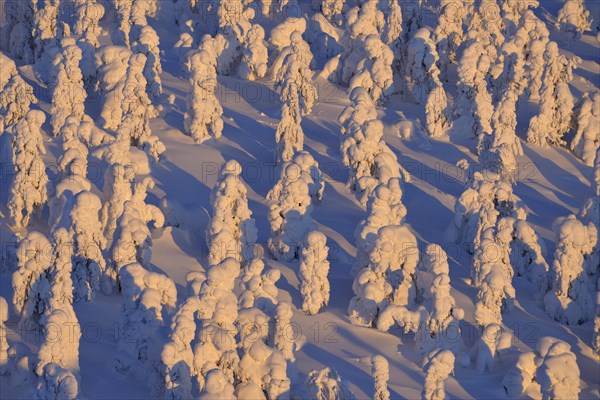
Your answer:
0;0;598;399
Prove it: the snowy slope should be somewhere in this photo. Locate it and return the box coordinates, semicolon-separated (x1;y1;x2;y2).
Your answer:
0;0;599;399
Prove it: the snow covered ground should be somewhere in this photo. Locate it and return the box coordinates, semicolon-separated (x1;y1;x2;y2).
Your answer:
0;0;599;399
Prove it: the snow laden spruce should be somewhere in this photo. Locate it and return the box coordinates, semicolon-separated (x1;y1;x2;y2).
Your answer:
0;52;37;133
267;151;324;261
503;337;581;399
272;31;316;164
298;231;330;315
207;160;258;266
7;110;49;230
185;50;224;144
338;87;411;203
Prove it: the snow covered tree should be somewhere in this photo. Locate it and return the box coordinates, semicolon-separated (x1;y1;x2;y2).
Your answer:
527;42;581;147
236;340;291;399
405;28;441;105
35;363;79;400
472;251;515;327
31;19;71;86
422;349;454;400
109;201;154;285
338;86;377;137
12;228;76;341
74;0;105;48
477;37;526;177
161;296;202;399
347;34;394;106
268;150;325;206
323;0;395;94
479;101;522;179
536;337;581;400
434;0;464;82
7;110;48;230
50;44;87;136
207;160;258;265
238;258;280;312
162;258;241;396
305;367;355;400
77;36;98;94
467;0;504;49
595;295;600;355
299;231;330;315
119;53;164;160
445;171;527;255
454;36;494;140
70;191;106;302
275;87;305;165
502;350;537;398
36;305;81;381
46;229;75;311
96;45;132;130
238;24;268;80
501;0;539;36
571;91;600;166
113;0;133;46
503;336;580;399
49;119;94;234
469;323;512;373
31;2;57;62
579;148;600;229
193;260;241;389
100;163;133;240
3;0;36;62
354;179;407;273
420;244;465;343
273;301;300;361
371;355;390;400
0;52;37;131
337;92;410;198
381;0;403;61
375;244;463;359
132;25;163;99
185;50;224;144
108;178;164;290
556;0;592;43
496;217;549;284
114;262;176;387
338;88;408;198
267;151;323;261
406;28;451;136
349;225;420;327
198;369;236;399
273;31;315;105
13;236;72;391
492;35;526;102
345;0;385;41
56;117;89;180
211;0;253;75
320;0;345;26
544;215;597;325
273;32;316;164
512;11;549;102
0;297;7;373
13;232;53;332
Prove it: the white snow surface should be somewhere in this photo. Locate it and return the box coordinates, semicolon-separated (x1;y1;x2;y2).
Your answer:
0;1;599;399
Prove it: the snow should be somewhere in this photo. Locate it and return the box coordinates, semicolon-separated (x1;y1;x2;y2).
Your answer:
371;355;390;400
305;367;354;400
184;50;224;144
299;230;330;315
1;1;599;399
422;349;454;400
